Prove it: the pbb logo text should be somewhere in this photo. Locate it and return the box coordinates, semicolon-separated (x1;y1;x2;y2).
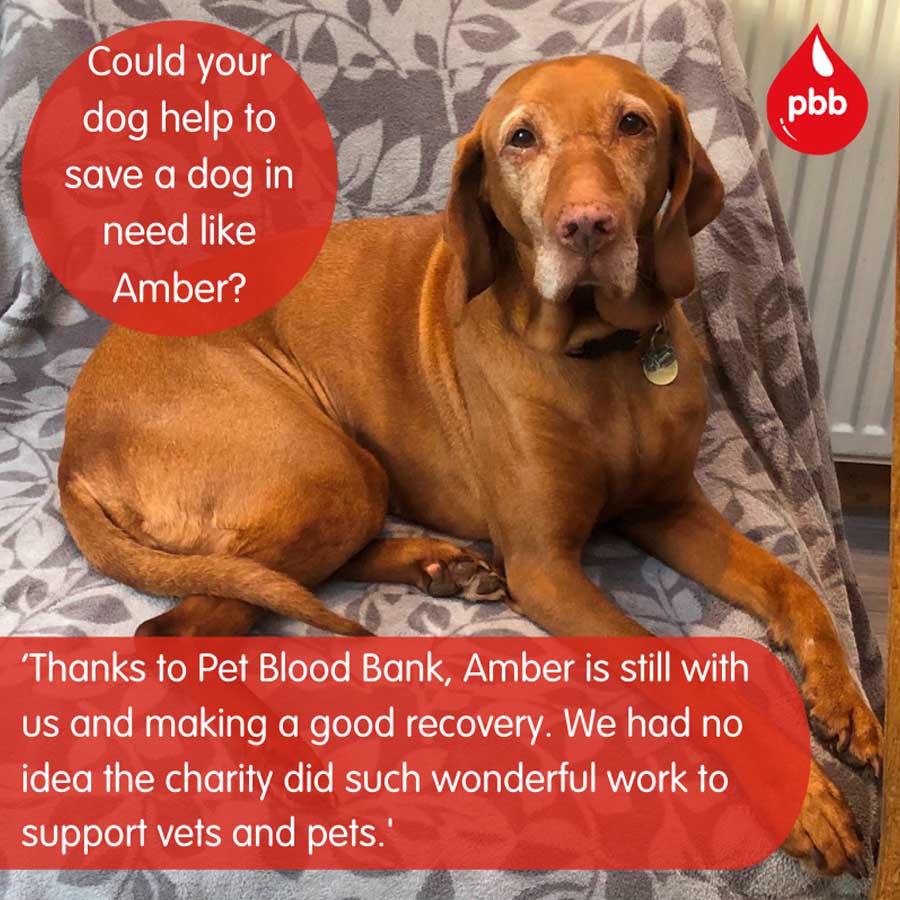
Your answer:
767;25;867;155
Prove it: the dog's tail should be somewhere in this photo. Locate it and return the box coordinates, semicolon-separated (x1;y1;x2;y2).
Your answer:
59;475;371;636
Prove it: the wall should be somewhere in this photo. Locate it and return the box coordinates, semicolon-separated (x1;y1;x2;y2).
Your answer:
729;0;898;460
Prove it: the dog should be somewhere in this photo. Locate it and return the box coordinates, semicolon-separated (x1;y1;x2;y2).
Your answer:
59;55;881;876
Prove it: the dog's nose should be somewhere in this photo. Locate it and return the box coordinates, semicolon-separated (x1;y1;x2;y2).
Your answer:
556;203;618;254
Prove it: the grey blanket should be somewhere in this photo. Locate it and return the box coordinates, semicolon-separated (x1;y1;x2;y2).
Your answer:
0;0;884;898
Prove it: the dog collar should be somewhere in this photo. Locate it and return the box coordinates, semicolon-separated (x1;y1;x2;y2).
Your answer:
565;328;641;360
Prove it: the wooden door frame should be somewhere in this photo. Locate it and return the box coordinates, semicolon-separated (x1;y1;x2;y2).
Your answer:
869;159;899;900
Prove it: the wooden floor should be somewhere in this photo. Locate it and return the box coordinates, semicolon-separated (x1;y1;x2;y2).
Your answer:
838;462;891;658
846;512;890;658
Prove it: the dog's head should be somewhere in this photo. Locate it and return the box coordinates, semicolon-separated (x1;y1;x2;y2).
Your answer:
443;55;724;329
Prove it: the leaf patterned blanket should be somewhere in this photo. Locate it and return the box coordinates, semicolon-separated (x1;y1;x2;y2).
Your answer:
0;0;883;897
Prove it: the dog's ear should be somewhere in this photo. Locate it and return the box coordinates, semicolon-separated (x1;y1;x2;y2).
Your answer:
653;92;724;299
443;123;495;319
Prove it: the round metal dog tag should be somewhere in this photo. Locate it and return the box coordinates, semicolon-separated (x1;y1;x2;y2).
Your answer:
641;323;678;385
642;349;679;385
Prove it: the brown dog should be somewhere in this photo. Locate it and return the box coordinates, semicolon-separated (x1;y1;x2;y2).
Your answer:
60;56;880;876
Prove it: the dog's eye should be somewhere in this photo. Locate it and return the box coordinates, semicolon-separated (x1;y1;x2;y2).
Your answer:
508;128;536;148
619;113;648;136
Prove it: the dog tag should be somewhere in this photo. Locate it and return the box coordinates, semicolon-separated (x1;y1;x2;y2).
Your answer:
641;323;678;386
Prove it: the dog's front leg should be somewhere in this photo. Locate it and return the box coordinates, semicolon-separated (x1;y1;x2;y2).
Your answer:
503;550;649;637
484;463;647;638
616;479;876;878
617;478;882;774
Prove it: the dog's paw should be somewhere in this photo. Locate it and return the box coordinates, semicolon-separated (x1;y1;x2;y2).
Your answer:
803;668;883;777
422;554;507;602
783;760;867;878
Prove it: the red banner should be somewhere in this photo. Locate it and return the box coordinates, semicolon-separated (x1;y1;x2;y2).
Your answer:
1;637;810;870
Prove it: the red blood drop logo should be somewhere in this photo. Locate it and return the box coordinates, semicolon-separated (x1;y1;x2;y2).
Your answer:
767;25;867;155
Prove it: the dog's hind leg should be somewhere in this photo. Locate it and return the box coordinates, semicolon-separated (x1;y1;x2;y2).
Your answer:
135;594;264;637
334;538;506;602
62;395;393;638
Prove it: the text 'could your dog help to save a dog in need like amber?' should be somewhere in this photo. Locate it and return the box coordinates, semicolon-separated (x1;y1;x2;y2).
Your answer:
22;21;339;336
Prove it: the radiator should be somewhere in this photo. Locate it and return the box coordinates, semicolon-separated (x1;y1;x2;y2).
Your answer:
729;0;898;461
